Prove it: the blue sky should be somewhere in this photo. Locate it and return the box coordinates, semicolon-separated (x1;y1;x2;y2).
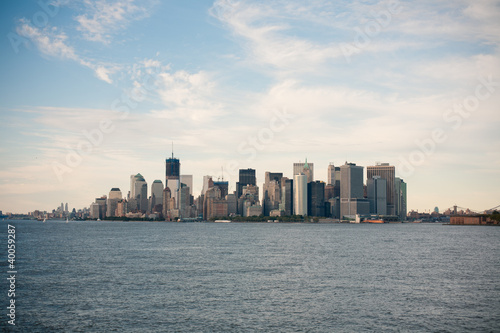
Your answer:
1;0;499;214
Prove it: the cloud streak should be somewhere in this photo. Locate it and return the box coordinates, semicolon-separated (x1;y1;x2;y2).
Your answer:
16;20;116;83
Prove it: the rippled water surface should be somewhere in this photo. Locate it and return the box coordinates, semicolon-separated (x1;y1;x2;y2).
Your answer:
2;221;499;332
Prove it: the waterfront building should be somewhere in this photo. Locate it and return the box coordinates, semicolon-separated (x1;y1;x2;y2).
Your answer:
367;176;387;215
138;182;148;213
367;163;396;215
293;173;308;215
106;188;122;217
328;197;340;219
90;203;100;219
395;177;407;220
115;200;127;217
130;173;147;212
308;181;325;217
262;172;283;216
162;187;171;218
226;193;237;215
293;159;314;183
95;196;107;219
179;184;192;218
279;177;293;216
247;204;263;217
340;162;365;218
203;186;228;220
150;180;164;212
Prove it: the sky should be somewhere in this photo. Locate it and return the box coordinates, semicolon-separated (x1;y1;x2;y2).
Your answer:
0;0;499;214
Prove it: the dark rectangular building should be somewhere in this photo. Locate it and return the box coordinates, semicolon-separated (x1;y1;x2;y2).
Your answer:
308;181;325;217
236;168;256;198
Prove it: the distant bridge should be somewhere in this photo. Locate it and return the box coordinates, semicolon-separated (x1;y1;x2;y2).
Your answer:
445;204;500;214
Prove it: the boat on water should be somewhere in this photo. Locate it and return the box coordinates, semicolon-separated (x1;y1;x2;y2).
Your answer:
214;220;231;223
364;219;385;223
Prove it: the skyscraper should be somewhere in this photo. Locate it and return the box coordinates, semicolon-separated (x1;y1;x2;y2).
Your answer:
327;163;341;197
308;181;325;217
340;162;368;218
367;176;387;215
236;168;256;199
130;173;147;212
180;175;193;196
340;163;364;200
162;186;171;218
293;173;307;216
395;177;407;220
327;163;335;185
179;184;191;218
262;172;283;216
151;180;164;212
280;177;293;216
166;150;181;209
107;188;122;217
293;159;314;183
95;196;107;220
367;163;396;215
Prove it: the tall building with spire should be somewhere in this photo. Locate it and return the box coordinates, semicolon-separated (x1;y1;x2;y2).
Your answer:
166;144;180;209
293;159;314;183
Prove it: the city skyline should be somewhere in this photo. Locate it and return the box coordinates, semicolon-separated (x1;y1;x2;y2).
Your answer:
1;1;499;213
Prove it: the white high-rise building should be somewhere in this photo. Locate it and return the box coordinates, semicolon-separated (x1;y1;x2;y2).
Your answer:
293;173;308;216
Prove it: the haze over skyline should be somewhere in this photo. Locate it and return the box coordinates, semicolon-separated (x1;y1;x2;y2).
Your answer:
1;0;499;213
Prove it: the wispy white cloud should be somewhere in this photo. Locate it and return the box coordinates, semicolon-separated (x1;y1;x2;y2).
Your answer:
17;19;78;61
210;0;345;71
75;0;156;44
16;20;117;83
